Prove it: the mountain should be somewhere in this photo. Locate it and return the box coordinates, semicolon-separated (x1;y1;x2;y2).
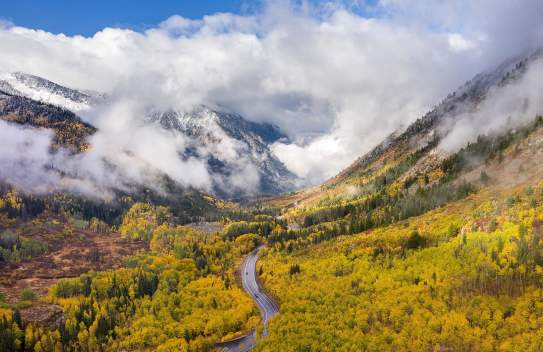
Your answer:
251;49;543;351
0;72;301;197
5;44;543;352
0;89;96;152
0;72;99;112
150;106;301;197
270;48;543;210
333;48;543;184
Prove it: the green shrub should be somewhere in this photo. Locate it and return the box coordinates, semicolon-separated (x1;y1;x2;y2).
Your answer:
406;231;427;250
70;218;89;230
289;264;301;275
14;300;32;309
21;287;37;301
19;238;47;259
0;230;18;250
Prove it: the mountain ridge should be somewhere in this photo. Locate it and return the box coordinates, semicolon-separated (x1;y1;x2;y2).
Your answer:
327;47;543;189
0;72;99;112
0;72;302;197
150;106;301;197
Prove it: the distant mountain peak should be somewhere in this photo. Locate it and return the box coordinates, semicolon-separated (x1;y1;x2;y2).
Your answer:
149;106;300;197
0;72;99;112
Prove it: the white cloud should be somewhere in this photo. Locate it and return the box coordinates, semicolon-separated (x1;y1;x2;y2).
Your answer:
272;133;346;183
439;57;543;153
448;33;476;52
0;121;57;192
0;0;542;189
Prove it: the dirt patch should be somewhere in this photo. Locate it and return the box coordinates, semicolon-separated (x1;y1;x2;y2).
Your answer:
463;127;543;190
0;213;147;323
19;303;64;328
187;221;223;234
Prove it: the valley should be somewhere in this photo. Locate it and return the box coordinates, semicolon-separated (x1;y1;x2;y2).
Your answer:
1;14;543;352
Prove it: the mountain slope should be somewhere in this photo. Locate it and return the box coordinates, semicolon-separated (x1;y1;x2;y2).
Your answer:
0;90;96;152
250;49;543;351
333;48;543;185
0;72;98;112
150;106;301;197
0;81;225;224
270;48;543;210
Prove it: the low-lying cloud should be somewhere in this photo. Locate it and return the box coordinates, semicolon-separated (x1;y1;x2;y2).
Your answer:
0;121;57;192
439;54;543;152
1;0;543;194
0;97;264;198
0;106;213;198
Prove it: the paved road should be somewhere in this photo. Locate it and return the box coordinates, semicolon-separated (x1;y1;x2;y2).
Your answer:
216;331;256;352
218;246;279;351
241;246;279;335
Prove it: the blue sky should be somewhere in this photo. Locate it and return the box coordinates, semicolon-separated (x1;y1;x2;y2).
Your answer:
0;0;250;36
1;1;382;37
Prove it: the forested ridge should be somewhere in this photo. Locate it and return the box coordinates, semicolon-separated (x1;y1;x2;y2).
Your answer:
0;92;96;152
258;184;543;351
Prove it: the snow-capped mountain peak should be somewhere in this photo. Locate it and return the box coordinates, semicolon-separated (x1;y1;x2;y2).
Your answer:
0;72;97;112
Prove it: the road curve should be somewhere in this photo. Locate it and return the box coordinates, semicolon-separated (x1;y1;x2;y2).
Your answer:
217;246;279;352
241;246;279;335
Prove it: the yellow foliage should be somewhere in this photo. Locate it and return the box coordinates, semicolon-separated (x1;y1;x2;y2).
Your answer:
257;185;543;351
120;203;170;241
4;191;22;210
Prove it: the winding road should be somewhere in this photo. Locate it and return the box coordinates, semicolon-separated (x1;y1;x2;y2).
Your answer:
217;246;279;352
241;246;279;335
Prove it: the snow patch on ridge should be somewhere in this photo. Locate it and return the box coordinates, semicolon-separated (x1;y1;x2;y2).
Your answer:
0;72;93;112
